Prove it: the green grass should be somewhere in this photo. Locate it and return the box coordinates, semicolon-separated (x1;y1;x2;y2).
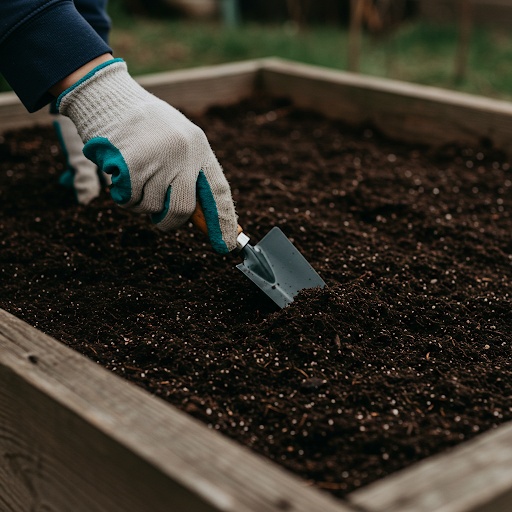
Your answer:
3;11;512;101
358;22;512;98
106;16;512;100
107;19;351;75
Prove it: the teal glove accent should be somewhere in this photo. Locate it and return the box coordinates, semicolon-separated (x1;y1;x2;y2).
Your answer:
56;59;125;112
196;170;229;254
58;169;75;190
150;187;172;225
83;137;132;205
53;119;78;203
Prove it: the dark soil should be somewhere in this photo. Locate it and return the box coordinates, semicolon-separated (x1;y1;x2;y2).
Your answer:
1;95;512;499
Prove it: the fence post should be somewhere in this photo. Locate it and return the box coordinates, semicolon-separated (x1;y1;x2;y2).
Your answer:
454;0;473;82
349;0;366;72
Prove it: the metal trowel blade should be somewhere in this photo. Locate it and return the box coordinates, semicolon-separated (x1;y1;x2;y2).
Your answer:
236;227;326;308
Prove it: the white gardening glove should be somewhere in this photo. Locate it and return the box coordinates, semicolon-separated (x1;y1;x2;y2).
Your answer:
57;59;238;253
53;114;112;204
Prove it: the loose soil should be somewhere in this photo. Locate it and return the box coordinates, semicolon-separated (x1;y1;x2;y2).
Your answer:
1;96;512;499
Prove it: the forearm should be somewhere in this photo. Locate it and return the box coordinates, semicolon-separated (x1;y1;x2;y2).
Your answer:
49;53;114;97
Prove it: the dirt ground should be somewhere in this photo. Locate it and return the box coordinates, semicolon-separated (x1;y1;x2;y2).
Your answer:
1;95;511;498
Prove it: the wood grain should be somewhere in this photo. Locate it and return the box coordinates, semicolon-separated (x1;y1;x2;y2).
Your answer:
260;58;512;153
0;308;355;512
349;421;512;512
0;92;52;133
136;59;262;114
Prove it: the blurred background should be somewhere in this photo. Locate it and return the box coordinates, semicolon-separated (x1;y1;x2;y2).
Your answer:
3;0;512;100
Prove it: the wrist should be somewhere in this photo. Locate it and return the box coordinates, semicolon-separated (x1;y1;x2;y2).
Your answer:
57;59;152;143
49;54;114;97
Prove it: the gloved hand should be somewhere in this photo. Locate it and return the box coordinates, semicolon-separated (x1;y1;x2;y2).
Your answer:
53;114;112;205
57;59;238;253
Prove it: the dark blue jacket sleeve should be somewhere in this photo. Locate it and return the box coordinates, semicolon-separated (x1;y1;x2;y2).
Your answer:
0;0;112;113
75;0;111;44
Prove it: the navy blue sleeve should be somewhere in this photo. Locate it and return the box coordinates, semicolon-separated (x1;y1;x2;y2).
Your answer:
0;0;113;113
75;0;111;44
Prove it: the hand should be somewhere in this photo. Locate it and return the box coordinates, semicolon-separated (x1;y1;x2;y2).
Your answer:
56;59;238;253
53;114;112;205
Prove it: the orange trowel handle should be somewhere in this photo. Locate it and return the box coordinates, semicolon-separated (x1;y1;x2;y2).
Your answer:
190;202;243;237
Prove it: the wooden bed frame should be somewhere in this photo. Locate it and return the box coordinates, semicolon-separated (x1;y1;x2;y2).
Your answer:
1;58;511;512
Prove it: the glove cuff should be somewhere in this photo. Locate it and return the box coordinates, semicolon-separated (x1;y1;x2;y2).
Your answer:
57;59;152;142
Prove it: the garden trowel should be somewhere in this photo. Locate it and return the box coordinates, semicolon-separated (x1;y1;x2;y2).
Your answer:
191;204;326;308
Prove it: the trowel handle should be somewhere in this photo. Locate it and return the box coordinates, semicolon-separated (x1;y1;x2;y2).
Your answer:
191;202;243;237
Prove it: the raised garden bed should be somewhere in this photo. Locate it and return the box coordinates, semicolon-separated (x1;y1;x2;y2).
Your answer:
1;59;512;512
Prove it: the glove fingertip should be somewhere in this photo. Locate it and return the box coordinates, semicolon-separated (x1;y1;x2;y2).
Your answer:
197;170;237;254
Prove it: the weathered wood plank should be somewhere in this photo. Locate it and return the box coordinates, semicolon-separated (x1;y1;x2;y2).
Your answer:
136;59;261;114
349;421;512;512
0;92;52;134
0;308;355;512
0;59;262;134
260;58;512;153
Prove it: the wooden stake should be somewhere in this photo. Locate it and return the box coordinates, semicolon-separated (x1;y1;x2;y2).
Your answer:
348;0;366;73
286;0;311;30
454;0;474;83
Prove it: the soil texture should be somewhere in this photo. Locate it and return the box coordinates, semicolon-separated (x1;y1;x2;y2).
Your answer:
1;96;512;498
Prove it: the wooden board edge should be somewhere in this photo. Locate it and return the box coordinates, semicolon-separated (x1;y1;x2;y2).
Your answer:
134;58;266;88
348;421;512;512
5;56;512;152
0;59;267;134
0;91;21;107
0;307;356;512
259;58;512;153
260;57;512;115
